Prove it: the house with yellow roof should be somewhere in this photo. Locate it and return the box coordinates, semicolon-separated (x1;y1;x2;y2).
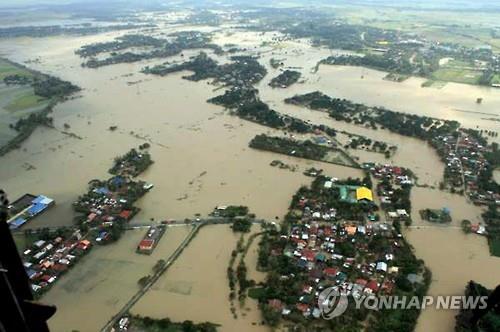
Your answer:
356;186;373;202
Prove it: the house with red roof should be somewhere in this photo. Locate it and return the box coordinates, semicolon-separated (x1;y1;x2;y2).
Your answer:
365;280;379;293
324;267;338;280
119;210;132;220
302;249;316;262
138;239;155;253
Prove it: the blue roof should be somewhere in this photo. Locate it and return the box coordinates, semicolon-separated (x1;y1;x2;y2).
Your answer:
25;268;37;278
9;217;27;229
27;203;47;216
32;195;45;204
110;176;125;186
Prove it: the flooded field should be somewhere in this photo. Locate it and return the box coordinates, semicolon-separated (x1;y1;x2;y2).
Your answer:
131;224;268;332
0;24;498;332
405;187;500;332
44;226;192;332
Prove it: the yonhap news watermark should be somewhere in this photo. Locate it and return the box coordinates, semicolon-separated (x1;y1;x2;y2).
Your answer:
318;287;488;319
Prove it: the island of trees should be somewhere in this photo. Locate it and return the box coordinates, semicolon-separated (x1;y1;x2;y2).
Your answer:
77;31;223;68
268;70;301;88
143;52;266;86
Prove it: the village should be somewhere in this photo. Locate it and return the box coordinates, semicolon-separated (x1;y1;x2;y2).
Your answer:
255;174;429;330
13;147;155;297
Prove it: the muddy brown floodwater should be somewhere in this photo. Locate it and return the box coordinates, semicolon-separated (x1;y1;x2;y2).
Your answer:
0;26;499;332
131;224;268;332
405;187;500;332
43;226;192;332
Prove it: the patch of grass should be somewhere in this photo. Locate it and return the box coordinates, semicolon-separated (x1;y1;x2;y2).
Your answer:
248;287;266;300
0;59;32;81
431;68;482;85
490;74;500;85
4;92;48;112
421;79;447;88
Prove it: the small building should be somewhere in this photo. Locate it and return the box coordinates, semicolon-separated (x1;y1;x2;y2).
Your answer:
356;187;373;202
138;239;155;252
376;261;388;273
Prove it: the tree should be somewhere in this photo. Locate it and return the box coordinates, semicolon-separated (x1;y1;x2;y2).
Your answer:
461;219;472;234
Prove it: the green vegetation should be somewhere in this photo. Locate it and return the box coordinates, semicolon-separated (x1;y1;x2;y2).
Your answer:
143;52;265;86
0;59;33;80
455;281;500;332
419;208;452;223
321;53;417;76
488;238;500;257
249;134;359;168
0;23;155;38
209;86;334;134
210;205;249;218
286;91;460;140
109;148;154;177
482;205;500;257
128;314;219;332
31;76;79;99
269;58;284;69
0;58;80;156
231;218;252;233
268;70;301;88
0;106;54;157
250;134;328;159
461;219;472;234
79;32;223;68
4;92;48;112
431;67;482;85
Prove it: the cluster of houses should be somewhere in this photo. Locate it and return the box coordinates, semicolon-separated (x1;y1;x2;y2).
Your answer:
362;163;414;186
7;194;55;230
109;148;153;178
263;175;422;319
436;133;498;205
22;234;91;295
268;220;407;318
74;176;150;243
360;164;412;223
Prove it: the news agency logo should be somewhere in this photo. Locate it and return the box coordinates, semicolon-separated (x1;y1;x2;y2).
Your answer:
318;287;488;319
318;288;349;319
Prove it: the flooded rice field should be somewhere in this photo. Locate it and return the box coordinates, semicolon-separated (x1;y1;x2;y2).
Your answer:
131;224;268;332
